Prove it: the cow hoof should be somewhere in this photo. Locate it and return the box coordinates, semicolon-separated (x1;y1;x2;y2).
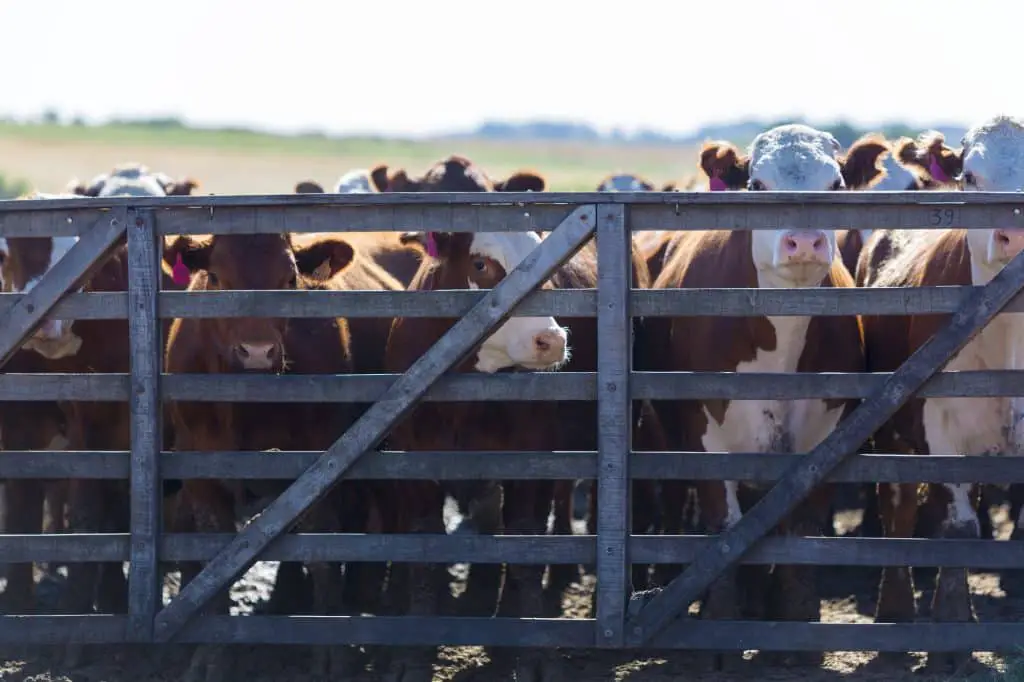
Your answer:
693;651;743;673
921;651;975;677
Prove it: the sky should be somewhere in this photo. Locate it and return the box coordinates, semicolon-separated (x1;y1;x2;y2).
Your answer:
0;0;1015;138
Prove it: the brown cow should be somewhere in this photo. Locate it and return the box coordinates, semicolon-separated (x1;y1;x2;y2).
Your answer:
163;232;386;681
857;116;1024;672
646;123;866;668
370;155;546;193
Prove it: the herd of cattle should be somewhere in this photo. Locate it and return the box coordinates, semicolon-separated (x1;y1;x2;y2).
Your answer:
0;113;1022;678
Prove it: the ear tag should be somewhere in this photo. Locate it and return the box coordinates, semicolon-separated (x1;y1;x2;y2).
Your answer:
425;232;439;257
171;253;190;286
929;156;951;183
709;176;728;191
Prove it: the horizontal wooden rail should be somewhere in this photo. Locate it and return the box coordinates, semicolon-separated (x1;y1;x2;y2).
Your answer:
3;192;1024;236
4;533;1024;568
0;615;1020;652
8;286;1024;320
4;370;1024;402
2;451;1022;484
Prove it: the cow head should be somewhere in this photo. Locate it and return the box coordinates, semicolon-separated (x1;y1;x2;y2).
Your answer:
370;156;545;193
901;117;1024;283
67;163;200;198
398;230;568;373
739;124;887;287
163;233;354;371
295;180;325;194
0;192;86;359
596;174;656;192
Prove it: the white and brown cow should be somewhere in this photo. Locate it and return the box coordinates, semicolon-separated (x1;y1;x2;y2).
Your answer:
859;116;1024;667
646;124;866;656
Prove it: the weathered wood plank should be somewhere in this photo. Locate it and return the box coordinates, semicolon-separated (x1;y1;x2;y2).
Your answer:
9;532;1024;569
10;369;1024;403
0;209;101;237
0;614;1022;652
5;450;1024;485
150;205;599;642
155;204;573;235
1;189;1022;210
14;285;1024;321
595;204;632;648
125;208;162;641
0;210;127;369
626;243;1024;647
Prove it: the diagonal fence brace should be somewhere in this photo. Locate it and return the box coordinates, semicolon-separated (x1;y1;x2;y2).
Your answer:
626;245;1024;647
0;210;127;369
152;205;597;641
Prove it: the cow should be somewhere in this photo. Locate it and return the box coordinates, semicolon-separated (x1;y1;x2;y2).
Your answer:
645;123;867;668
370;156;546;193
162;231;391;681
289;178;424;287
857;115;1024;672
596;173;656;192
66;162;200;198
294;167;383;195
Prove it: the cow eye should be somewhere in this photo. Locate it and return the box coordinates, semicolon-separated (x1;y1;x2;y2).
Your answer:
830;179;844;190
287;273;298;288
207;271;219;286
962;171;978;187
748;179;766;191
471;258;488;272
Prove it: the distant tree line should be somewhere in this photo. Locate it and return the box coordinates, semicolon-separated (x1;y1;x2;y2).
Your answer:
11;109;967;150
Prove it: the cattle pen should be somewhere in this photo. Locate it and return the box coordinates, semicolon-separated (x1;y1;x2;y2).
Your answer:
3;189;1024;674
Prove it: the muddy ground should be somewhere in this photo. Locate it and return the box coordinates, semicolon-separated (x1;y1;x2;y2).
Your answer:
0;499;1015;682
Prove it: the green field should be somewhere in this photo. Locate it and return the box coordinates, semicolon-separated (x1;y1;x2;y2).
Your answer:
0;121;704;195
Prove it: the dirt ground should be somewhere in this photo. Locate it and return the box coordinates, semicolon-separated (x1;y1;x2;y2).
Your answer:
0;498;1015;682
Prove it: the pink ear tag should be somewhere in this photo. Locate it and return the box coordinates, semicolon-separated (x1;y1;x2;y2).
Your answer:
709;176;728;192
171;253;191;286
929;156;950;183
425;232;439;258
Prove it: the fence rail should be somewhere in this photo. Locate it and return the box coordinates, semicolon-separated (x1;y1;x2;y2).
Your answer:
3;191;1024;657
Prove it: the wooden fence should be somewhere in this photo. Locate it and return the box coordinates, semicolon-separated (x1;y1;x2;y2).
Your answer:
2;190;1024;653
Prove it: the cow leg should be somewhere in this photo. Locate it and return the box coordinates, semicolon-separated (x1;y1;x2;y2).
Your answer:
544;479;577;609
694;480;742;672
96;482;129;614
181;480;240;682
381;482;443;682
925;483;978;674
654;480;690;587
0;479;45;614
764;487;829;667
491;480;564;682
453;481;504;618
859;482;883;538
875;482;918;623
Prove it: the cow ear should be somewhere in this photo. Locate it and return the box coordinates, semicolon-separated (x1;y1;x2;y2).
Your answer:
294;238;355;279
368;164;389;192
699;141;749;189
840;134;889;189
385;168;417;192
295;180;325;194
494;171;546;192
163;177;200;196
895;131;963;184
163;235;212;274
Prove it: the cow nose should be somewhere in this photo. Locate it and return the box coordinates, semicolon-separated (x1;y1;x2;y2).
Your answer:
234;342;279;369
533;329;567;362
993;229;1024;261
781;229;830;263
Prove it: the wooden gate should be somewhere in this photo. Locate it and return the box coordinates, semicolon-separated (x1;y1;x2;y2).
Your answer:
2;190;1024;654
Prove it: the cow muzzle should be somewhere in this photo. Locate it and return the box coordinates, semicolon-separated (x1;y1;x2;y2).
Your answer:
232;342;281;370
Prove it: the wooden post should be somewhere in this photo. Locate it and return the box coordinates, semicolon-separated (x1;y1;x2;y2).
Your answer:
152;205;598;641
595;204;633;647
126;208;162;640
626;245;1024;647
